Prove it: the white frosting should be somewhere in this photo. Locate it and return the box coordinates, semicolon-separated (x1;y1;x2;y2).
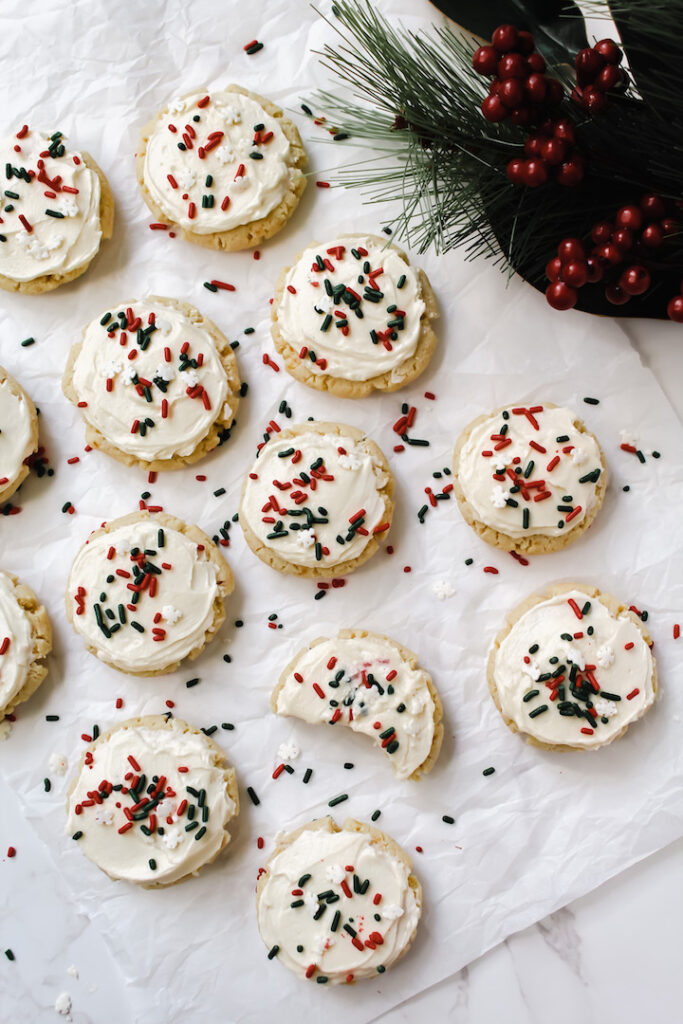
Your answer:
492;589;656;749
0;128;102;282
0;571;33;712
257;822;420;983
67;518;222;673
456;405;603;537
241;426;390;569
0;373;34;493
276;236;426;381
142;89;294;233
70;298;234;461
66;720;237;885
275;635;436;780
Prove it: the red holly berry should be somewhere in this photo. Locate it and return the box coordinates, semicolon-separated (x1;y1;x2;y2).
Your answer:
481;94;508;122
523;159;548;187
585;257;604;283
545;256;563;282
472;45;499;76
562;260;588;288
640;194;666;220
499;77;525;108
555;154;584;186
612;227;634;252
667;295;683;322
544;78;564;106
594;242;623;266
661;218;678;235
506;158;526;184
546;282;578;310
553;119;576;145
615;205;643;230
524;135;544;156
594;38;622;65
595;64;623;92
498;53;527;79
540;137;565;165
516;30;535;55
582;86;608;114
526;52;546;73
575;47;604;85
641;223;663;248
591;221;613;244
510;106;533;126
525;73;547;103
492;24;519;53
605;283;630;305
619;265;651;296
557;237;586;262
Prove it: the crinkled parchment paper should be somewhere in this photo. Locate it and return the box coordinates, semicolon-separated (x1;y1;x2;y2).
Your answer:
0;1;682;1022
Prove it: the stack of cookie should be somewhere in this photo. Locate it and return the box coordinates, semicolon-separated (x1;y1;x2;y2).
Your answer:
0;74;660;994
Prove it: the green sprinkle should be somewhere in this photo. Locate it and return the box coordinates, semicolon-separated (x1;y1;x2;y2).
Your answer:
583;397;599;405
186;677;200;688
72;831;83;840
371;809;381;821
43;778;51;792
4;949;15;961
465;558;473;565
328;793;348;807
528;705;548;718
267;945;279;960
247;786;260;806
149;858;157;870
45;714;59;722
482;766;495;776
20;337;35;347
442;814;455;824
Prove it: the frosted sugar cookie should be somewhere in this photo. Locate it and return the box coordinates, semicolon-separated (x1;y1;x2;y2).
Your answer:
271;234;439;396
0;570;51;718
0;367;38;505
487;582;657;751
239;421;394;578
63;296;241;470
66;511;233;675
272;630;443;779
136;86;306;250
66;715;239;887
452;401;606;553
256;817;421;983
0;124;113;293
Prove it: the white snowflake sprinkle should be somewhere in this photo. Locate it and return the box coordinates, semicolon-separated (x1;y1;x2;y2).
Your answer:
432;579;454;600
49;753;68;775
277;739;300;762
381;904;405;920
570;447;587;465
215;146;236;166
490;485;510;508
162;605;182;624
94;807;115;826
59;197;79;218
596;643;615;669
338;452;362;471
295;528;316;550
325;863;346;885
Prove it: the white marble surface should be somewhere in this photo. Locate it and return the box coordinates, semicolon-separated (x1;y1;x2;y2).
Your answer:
1;319;681;1024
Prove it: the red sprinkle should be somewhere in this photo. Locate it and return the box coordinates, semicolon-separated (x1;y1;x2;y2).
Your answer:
7;847;16;858
483;566;499;575
626;687;640;700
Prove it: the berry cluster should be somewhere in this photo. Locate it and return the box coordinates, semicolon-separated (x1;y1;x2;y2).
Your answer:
473;25;562;127
472;24;585;189
545;194;678;311
572;39;628;114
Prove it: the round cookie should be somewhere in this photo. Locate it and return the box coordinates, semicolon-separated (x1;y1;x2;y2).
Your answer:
239;421;394;578
136;85;307;251
0;124;113;294
272;630;443;780
256;816;421;984
487;582;657;751
271;234;439;396
63;296;241;470
0;570;51;718
66;510;233;675
452;401;606;554
0;367;38;505
65;715;239;887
